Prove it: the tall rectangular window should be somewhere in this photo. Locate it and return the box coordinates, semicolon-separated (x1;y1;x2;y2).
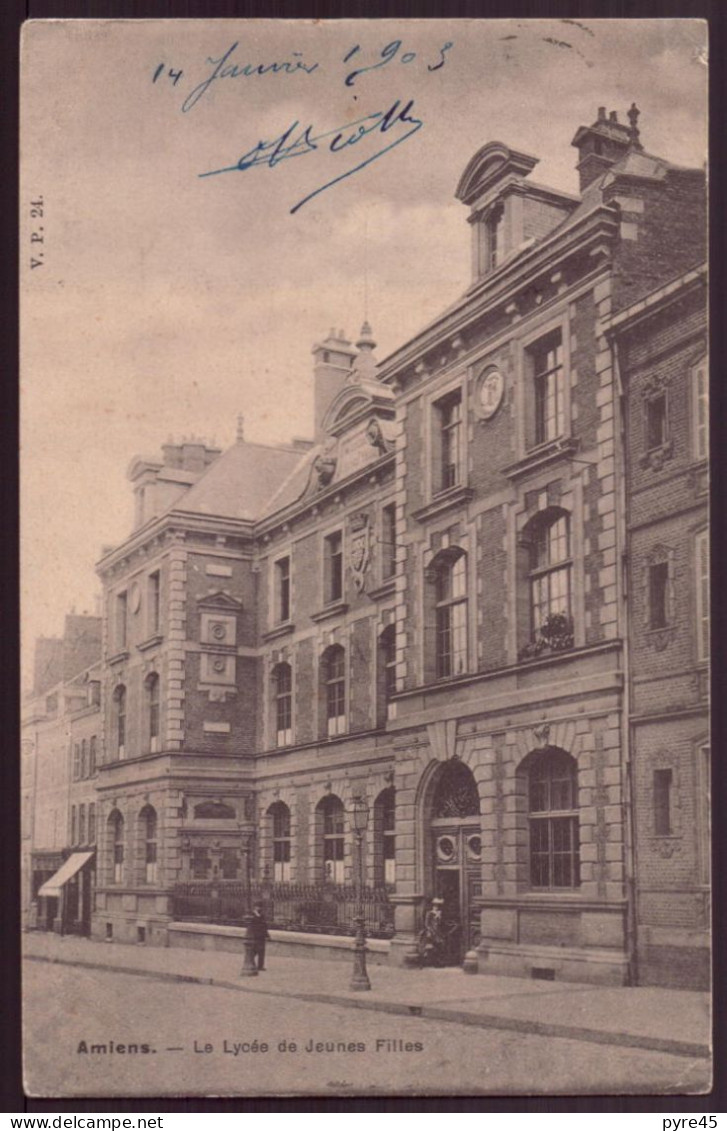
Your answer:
71;805;77;846
116;591;128;650
649;562;669;629
486;204;503;272
381;503;397;579
654;769;672;836
532;332;565;446
692;357;708;459
696;531;709;661
72;743;80;781
78;804;86;845
88;803;96;844
275;556;291;622
89;735;97;776
324;532;343;604
436;391;462;491
646;393;668;451
148;571;160;635
274;663;293;747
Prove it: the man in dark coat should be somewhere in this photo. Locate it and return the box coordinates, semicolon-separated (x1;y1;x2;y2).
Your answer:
249;902;269;971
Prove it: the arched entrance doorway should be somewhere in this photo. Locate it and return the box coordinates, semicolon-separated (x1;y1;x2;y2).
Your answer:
426;759;481;965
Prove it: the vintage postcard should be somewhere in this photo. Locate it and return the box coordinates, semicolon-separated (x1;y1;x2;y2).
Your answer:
20;18;710;1098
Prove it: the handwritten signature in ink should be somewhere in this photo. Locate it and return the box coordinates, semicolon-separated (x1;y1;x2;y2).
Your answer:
198;98;423;214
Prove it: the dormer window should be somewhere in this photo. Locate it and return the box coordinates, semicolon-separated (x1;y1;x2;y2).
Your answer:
484;203;504;273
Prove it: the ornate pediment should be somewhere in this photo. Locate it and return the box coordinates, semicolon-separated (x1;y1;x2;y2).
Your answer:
196;591;243;611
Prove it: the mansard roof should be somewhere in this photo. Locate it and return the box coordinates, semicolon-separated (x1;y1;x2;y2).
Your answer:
172;439;304;522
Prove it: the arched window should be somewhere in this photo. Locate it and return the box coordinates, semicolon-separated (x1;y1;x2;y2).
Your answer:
322;646;346;737
526;509;572;645
140;805;158;883
273;663;293;747
269;801;291;882
319;795;345;883
113;685;126;758
432;549;468;679
109;810;124;884
527;748;579;890
432;759;480;819
146;673;160;753
374;787;396;886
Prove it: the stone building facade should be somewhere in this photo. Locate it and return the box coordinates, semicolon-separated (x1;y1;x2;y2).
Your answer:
32;106;706;986
608;265;709;987
22;615;102;933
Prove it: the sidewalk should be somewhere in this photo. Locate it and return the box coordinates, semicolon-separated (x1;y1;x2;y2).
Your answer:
23;930;710;1061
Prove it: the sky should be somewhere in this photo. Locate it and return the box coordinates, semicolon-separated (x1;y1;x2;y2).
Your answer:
20;18;708;686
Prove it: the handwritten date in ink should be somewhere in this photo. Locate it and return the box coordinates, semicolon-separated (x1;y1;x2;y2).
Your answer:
343;40;452;86
29;197;44;270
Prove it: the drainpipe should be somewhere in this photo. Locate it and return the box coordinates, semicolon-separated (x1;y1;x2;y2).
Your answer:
610;331;638;986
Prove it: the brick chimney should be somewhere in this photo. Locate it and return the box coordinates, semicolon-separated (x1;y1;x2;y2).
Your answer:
571;105;642;192
311;330;357;438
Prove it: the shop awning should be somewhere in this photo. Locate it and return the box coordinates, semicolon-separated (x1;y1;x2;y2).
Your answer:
37;852;94;898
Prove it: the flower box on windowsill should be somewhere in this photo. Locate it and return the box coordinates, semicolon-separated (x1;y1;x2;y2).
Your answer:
518;614;574;662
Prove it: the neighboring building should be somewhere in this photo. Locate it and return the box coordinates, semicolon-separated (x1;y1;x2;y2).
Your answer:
21;615;102;933
607;264;709;987
27;106;708;987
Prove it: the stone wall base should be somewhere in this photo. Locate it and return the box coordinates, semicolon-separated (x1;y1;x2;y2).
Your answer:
167;922;392;965
476;942;629;985
636;945;710;990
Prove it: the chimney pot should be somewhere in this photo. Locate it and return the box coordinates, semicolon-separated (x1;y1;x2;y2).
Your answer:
609;110;618;122
598;106;606;120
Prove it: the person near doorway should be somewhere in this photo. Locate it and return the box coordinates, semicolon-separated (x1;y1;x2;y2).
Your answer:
249;902;269;971
419;898;446;967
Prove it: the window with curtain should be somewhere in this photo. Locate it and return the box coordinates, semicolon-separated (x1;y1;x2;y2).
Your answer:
269;801;291;881
433;550;468;679
323;646;346;737
320;795;345;883
528;749;580;889
273;663;293;746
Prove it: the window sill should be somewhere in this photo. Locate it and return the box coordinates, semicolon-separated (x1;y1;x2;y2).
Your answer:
311;602;349;623
639;440;673;471
502;437;579;481
412;484;474;524
262;622;295;643
367;578;396;601
137;634;163;652
107;650;129;666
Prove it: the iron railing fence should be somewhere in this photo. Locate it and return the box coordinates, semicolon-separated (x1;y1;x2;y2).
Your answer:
171;880;395;939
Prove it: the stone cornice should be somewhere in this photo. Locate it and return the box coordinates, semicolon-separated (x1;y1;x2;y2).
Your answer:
377;206;619;384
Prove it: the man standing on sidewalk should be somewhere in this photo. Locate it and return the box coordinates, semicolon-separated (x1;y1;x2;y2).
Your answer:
249;902;269;971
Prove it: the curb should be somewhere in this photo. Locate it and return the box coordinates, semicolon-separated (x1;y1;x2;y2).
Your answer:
25;952;710;1062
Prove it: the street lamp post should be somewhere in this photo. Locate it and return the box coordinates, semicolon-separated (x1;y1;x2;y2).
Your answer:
239;826;257;978
349;795;371;992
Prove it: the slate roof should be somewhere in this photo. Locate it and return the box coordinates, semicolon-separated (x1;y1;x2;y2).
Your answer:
171;440;305;522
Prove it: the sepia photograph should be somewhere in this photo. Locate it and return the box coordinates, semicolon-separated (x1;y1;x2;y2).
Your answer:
20;17;710;1098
